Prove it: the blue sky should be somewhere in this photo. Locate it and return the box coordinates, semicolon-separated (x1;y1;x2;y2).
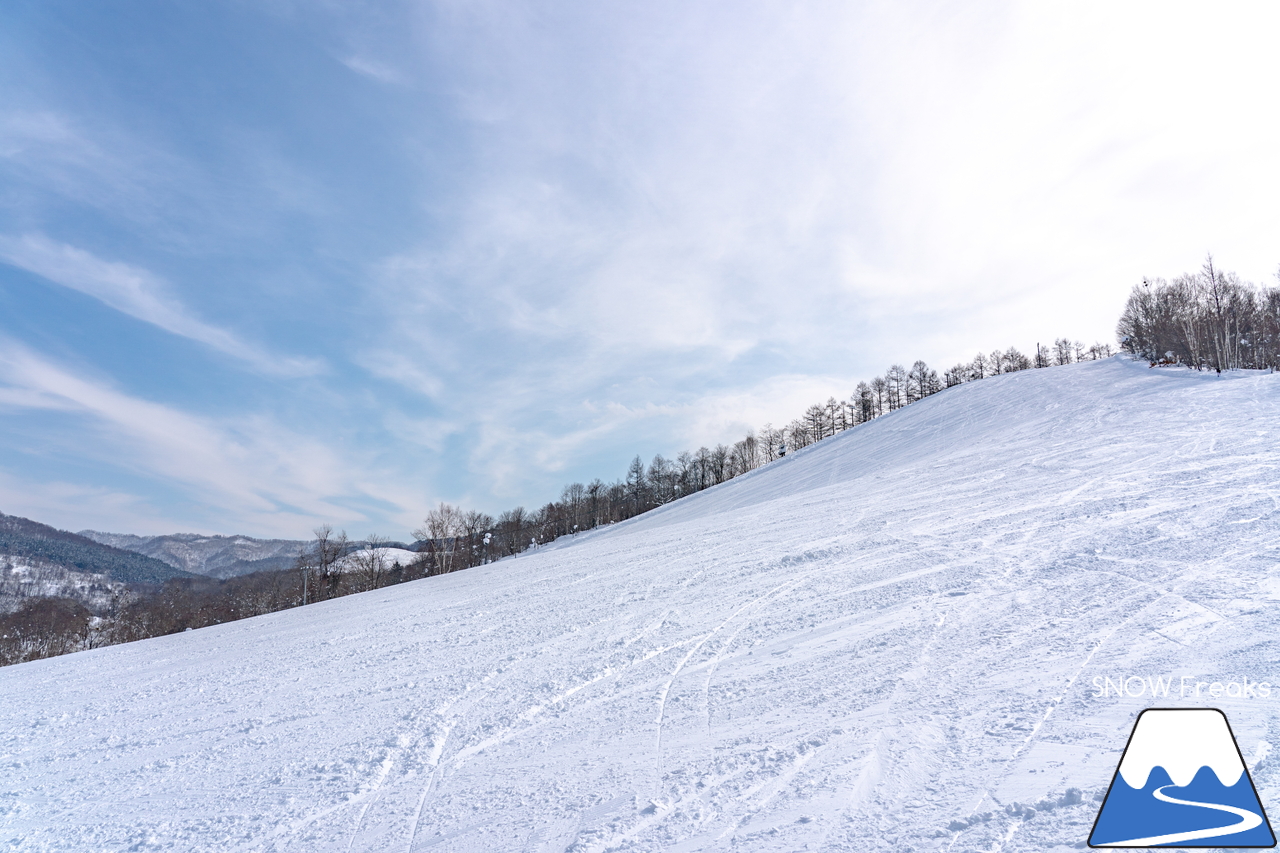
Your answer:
1;1;1278;539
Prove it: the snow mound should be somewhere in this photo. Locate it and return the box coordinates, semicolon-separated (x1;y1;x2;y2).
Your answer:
3;357;1280;852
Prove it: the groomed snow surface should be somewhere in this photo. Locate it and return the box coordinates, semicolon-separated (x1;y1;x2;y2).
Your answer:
4;357;1280;852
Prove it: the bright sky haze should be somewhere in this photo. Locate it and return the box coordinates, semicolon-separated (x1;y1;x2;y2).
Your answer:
1;1;1278;538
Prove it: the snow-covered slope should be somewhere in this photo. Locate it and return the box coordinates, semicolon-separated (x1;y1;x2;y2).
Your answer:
4;357;1280;852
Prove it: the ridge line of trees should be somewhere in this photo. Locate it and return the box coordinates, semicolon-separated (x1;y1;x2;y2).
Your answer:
404;336;1114;574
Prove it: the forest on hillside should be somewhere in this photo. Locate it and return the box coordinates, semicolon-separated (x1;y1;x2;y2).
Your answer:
0;513;192;585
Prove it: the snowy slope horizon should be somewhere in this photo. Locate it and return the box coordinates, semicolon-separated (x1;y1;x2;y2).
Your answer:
4;356;1280;852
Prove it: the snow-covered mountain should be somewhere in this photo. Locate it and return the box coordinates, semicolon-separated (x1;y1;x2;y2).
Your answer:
0;511;191;588
77;531;309;578
4;356;1280;852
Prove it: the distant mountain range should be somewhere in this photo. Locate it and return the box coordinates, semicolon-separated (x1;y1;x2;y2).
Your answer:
0;509;418;614
0;512;194;585
78;531;309;579
77;531;418;579
1;508;417;586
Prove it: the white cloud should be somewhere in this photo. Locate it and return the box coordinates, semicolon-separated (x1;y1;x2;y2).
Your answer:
0;471;157;538
0;107;192;230
349;0;1280;511
0;234;323;377
0;111;85;160
341;55;405;85
396;2;1279;354
0;340;402;536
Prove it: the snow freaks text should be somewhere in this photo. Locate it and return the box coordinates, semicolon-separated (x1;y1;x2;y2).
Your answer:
1091;675;1273;700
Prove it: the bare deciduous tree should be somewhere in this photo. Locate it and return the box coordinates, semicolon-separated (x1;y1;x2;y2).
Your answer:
1119;256;1279;372
348;535;392;593
414;504;464;575
295;525;348;603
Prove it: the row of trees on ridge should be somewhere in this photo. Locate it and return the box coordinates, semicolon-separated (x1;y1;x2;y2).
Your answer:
402;336;1114;575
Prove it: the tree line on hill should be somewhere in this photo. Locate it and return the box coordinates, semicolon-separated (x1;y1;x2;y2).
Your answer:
3;333;1115;667
1118;256;1280;372
418;336;1114;564
1;554;126;614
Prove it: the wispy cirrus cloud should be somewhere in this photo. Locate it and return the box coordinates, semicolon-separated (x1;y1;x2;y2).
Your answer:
0;339;414;536
0;234;323;377
341;55;406;85
0;110;88;161
355;0;1280;511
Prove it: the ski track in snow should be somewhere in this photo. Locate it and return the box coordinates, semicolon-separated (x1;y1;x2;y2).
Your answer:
4;357;1280;851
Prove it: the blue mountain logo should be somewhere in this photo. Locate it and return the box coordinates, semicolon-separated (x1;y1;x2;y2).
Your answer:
1090;708;1276;848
